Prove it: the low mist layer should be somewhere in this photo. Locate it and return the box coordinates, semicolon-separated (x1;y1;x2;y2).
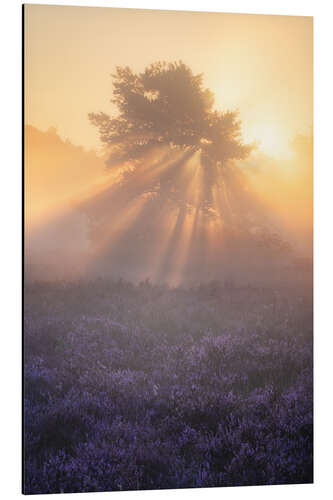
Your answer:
25;125;312;287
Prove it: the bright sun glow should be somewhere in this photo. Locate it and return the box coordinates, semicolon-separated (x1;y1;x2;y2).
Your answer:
248;123;292;159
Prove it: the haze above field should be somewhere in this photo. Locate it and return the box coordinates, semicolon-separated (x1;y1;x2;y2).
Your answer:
24;6;313;285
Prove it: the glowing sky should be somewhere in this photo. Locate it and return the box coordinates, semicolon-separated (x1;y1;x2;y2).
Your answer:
24;5;312;159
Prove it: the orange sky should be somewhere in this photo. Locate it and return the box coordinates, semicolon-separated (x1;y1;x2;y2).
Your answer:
24;5;313;158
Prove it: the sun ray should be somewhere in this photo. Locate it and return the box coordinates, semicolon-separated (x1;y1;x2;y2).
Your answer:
151;152;204;284
84;193;149;274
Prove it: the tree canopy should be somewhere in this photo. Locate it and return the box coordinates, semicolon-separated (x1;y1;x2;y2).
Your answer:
89;61;253;169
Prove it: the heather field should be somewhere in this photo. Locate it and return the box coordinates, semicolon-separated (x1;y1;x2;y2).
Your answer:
23;280;313;494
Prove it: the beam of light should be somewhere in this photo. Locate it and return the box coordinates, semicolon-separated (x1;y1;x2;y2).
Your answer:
202;215;222;281
152;152;196;282
83;150;194;279
168;158;204;285
123;148;179;193
180;205;203;281
154;205;188;284
211;174;235;227
168;210;196;287
84;193;149;273
27;146;200;282
174;157;212;284
79;147;191;225
149;206;182;283
147;169;203;284
178;158;225;283
151;152;205;285
120;147;195;201
77;147;171;214
25;165;115;234
95;191;175;273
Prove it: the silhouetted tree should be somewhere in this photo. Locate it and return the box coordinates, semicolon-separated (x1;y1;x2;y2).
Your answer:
89;61;253;212
86;61;292;281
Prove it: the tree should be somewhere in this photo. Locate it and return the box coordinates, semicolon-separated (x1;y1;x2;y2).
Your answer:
89;61;253;214
85;62;293;282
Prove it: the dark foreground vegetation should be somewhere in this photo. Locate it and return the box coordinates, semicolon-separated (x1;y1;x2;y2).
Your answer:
23;279;313;494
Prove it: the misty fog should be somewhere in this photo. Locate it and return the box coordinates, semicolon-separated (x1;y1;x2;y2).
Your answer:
25;125;312;287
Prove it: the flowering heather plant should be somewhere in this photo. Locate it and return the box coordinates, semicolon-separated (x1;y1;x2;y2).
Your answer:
23;280;313;494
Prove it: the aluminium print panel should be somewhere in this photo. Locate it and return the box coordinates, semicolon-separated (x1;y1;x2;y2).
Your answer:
23;4;313;494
